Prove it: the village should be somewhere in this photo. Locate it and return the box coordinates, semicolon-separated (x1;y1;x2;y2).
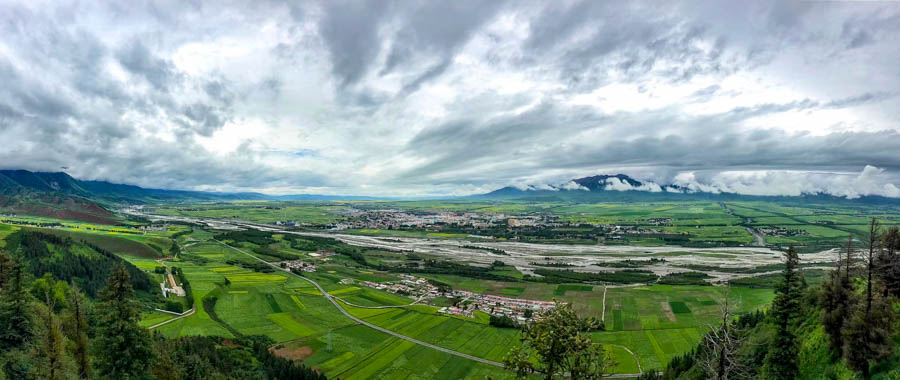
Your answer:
356;274;556;323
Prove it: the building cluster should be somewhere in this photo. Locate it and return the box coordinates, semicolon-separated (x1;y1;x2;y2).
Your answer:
282;260;317;272
330;209;568;231
308;250;336;258
160;272;185;297
359;274;440;298
757;226;808;237
356;274;556;322
445;290;558;323
139;224;167;232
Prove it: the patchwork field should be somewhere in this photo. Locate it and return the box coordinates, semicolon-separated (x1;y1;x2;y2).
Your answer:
136;236;518;378
595;285;775;370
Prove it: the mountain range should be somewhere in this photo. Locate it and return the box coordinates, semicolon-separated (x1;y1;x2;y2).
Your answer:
1;169;897;225
0;170;376;224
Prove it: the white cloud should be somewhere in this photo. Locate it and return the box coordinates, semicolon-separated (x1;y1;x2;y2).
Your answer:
672;166;900;199
558;181;589;191
603;178;664;192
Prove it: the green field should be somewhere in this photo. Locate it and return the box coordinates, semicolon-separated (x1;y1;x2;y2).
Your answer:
151;202;348;224
138;234;518;378
5;214;784;377
595;285;774;370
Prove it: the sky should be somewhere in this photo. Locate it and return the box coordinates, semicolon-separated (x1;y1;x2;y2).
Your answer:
1;0;899;197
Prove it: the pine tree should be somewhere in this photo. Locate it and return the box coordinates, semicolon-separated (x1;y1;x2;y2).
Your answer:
820;236;854;357
64;286;91;379
842;290;895;377
863;218;880;316
877;226;900;298
842;220;896;377
93;264;154;379
33;295;69;380
0;263;34;351
0;251;13;289
763;246;804;380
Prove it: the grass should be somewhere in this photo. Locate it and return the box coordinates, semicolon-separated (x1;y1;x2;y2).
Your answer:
593;285;774;370
554;284;593;296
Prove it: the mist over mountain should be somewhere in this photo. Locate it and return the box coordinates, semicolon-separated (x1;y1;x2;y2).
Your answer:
478;173;900;204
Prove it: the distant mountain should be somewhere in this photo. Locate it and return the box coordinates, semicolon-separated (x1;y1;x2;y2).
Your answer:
477;173;900;204
0;170;381;203
0;169;382;224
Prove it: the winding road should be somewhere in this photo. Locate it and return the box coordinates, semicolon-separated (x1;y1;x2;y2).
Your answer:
212;240;508;368
131;210;652;376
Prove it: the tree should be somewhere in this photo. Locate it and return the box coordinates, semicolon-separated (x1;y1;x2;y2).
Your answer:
763;246;804;380
0;251;13;289
64;286;91;379
33;293;68;380
842;290;895;377
820;236;854;357
842;220;896;377
877;226;900;298
504;302;615;379
31;273;69;313
698;289;748;380
864;218;880;316
93;264;154;379
0;262;34;351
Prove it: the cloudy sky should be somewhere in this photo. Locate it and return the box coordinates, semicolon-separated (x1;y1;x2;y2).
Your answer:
1;0;899;197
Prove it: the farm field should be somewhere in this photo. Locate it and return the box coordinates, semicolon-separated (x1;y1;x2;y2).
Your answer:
150;202;349;225
595;285;774;370
8;209;820;376
133;233;519;378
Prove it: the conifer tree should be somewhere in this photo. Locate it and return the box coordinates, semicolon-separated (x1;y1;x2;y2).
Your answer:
0;251;13;289
877;226;900;298
864;218;879;316
843;290;895;377
0;263;34;351
763;246;804;380
33;294;68;380
93;264;154;379
820;236;854;357
64;286;91;379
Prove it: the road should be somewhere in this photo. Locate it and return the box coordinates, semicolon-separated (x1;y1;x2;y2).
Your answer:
130;211;650;376
743;226;766;247
214;239;646;377
129;211;841;282
212;239;508;368
148;307;195;329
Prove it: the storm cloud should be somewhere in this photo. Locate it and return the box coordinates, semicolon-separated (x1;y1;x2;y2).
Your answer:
0;0;898;196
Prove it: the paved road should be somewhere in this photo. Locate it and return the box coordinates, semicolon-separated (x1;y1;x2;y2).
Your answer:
148;307;195;329
212;240;508;368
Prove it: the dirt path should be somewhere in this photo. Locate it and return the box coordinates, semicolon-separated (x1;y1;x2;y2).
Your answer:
743;226;766;246
332;295;423;309
601;286;608;322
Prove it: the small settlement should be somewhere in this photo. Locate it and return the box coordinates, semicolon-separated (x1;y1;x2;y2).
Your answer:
358;274;556;323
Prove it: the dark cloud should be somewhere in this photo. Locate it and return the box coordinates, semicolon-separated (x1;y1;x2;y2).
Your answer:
0;0;898;196
317;0;391;88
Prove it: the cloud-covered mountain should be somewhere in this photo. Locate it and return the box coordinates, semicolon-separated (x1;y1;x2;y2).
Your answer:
480;167;900;202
